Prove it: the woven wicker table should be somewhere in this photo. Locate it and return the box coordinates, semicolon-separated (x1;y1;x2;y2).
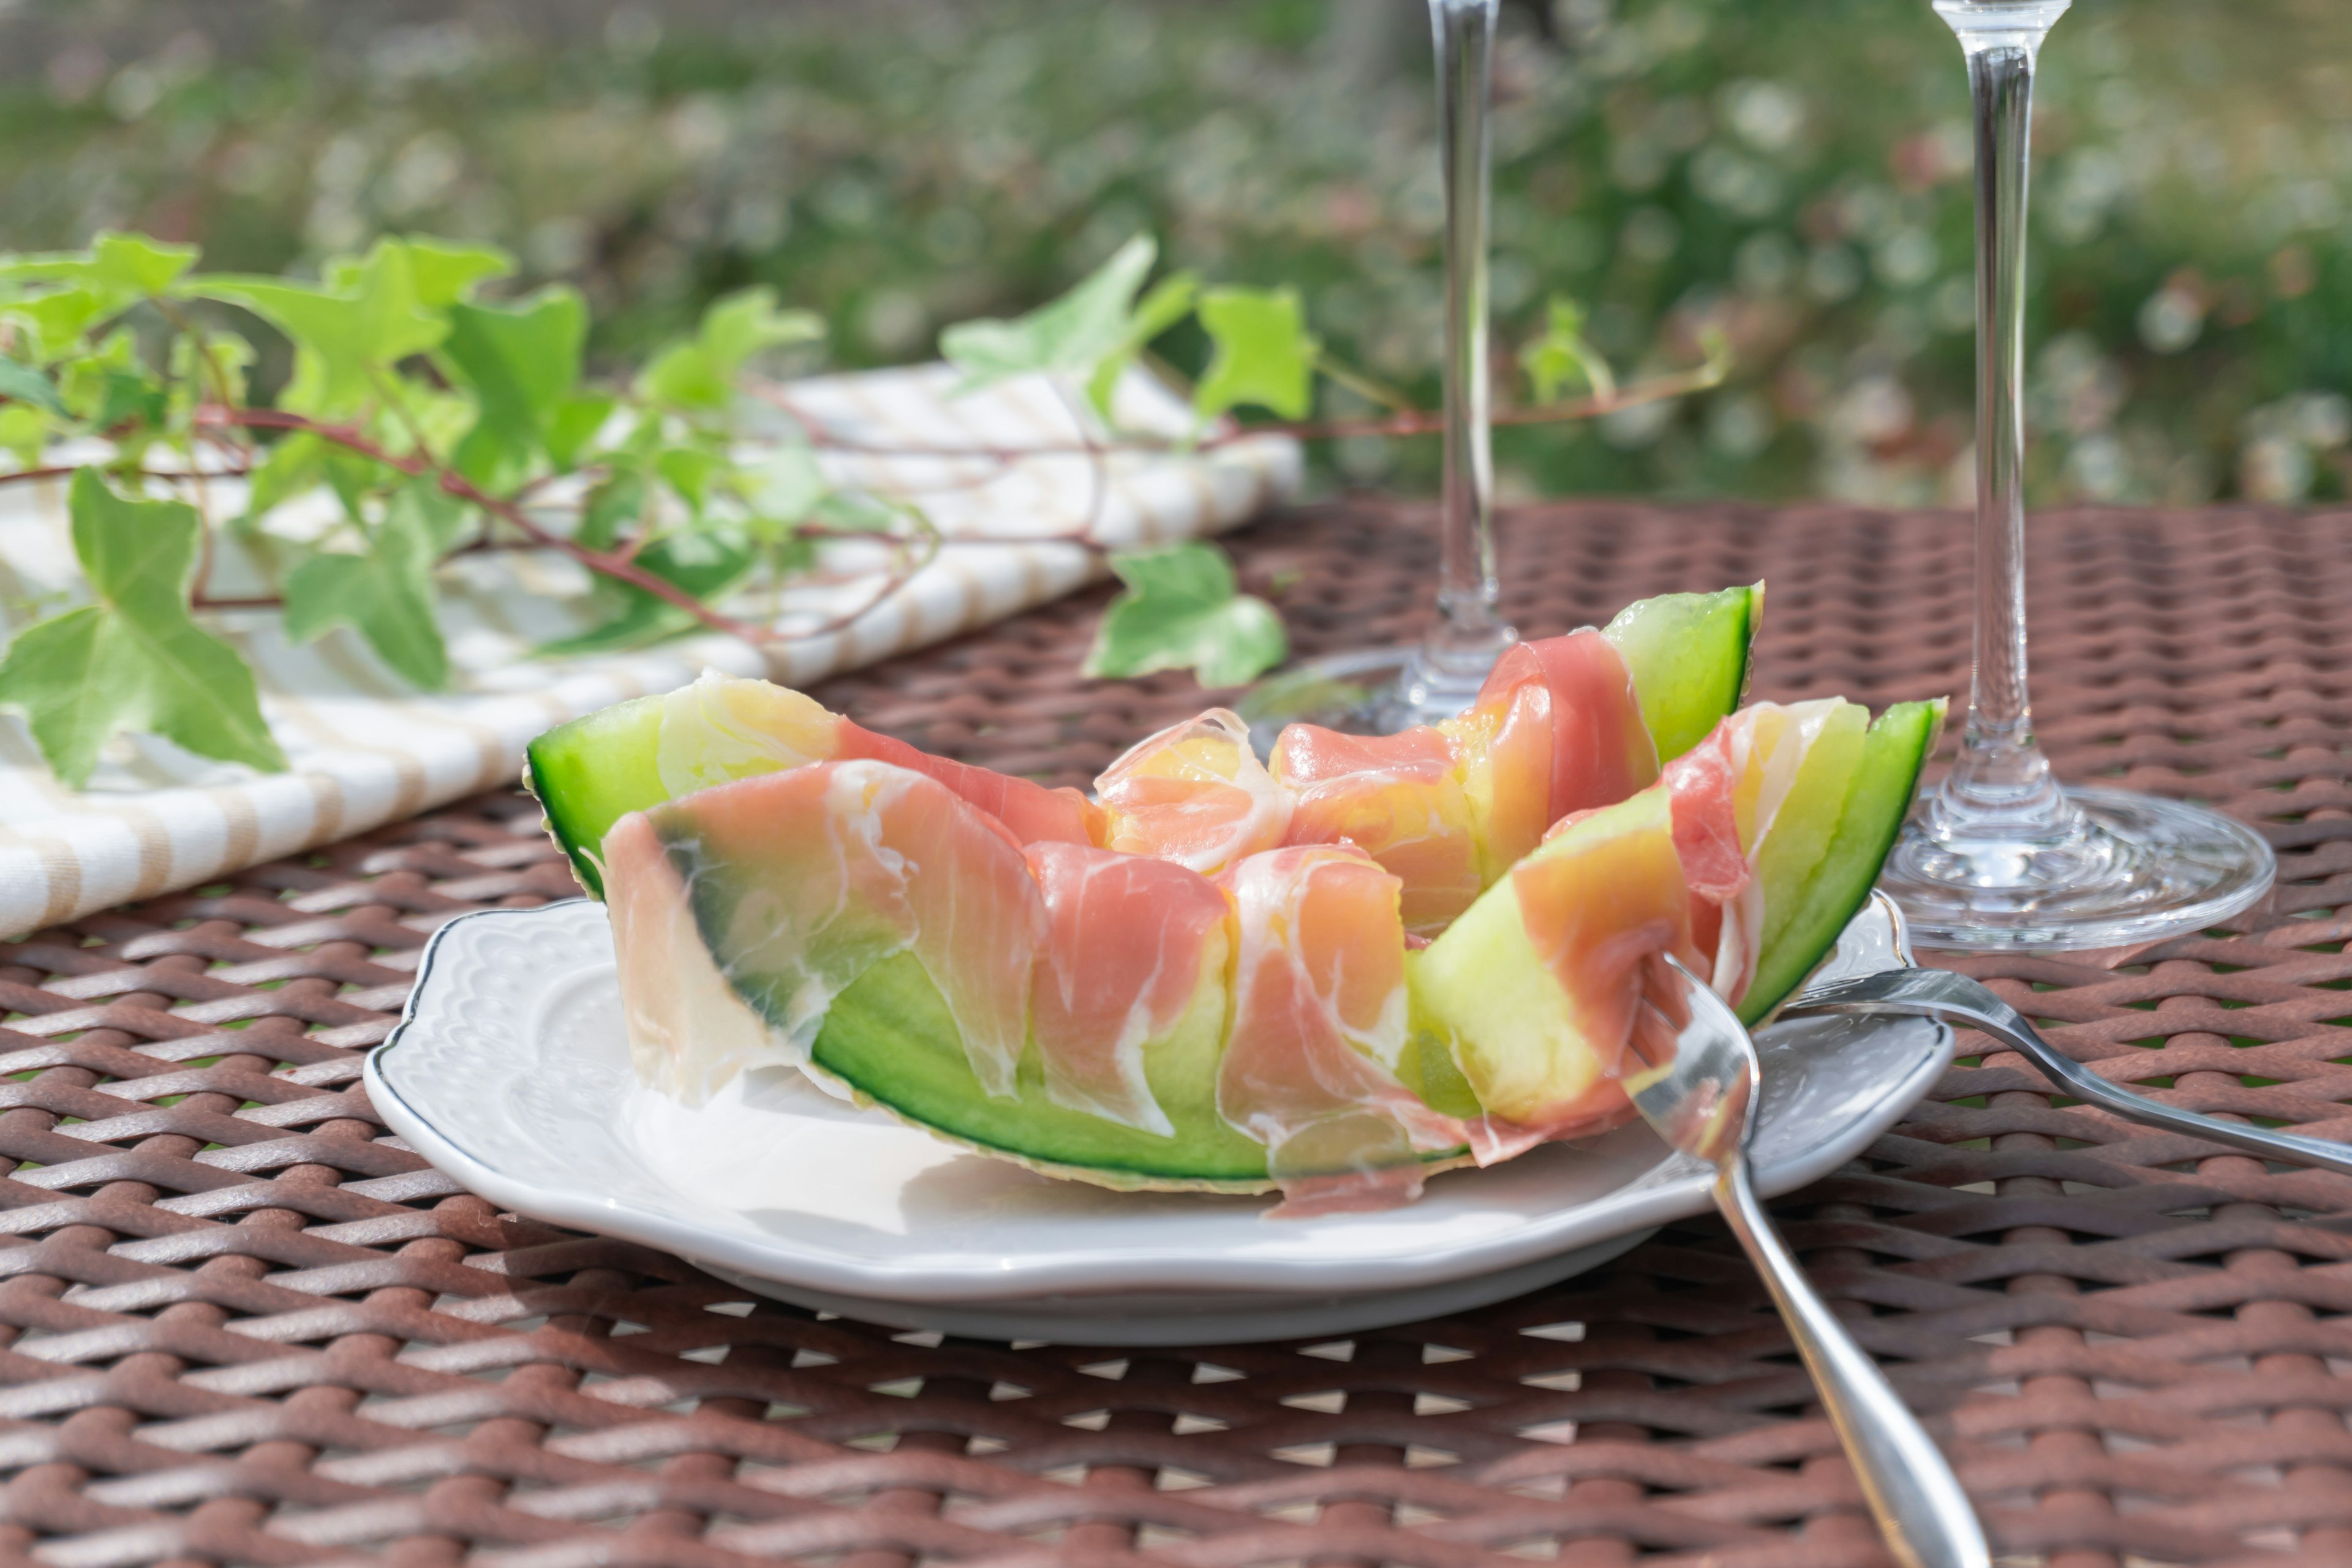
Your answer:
4;499;2350;1567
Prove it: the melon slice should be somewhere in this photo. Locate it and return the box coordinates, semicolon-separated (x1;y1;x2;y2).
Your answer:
1217;845;1470;1215
531;586;1759;899
1736;697;1943;1023
1025;842;1234;1137
1270;725;1483;937
528;668;1099;896
1438;628;1660;881
1261;593;1759;929
1665;698;1866;1008
1095;707;1292;876
1407;786;1701;1151
584;698;1939;1207
608;760;1046;1101
1601;582;1762;764
540;579;1943;1212
1409;698;1945;1139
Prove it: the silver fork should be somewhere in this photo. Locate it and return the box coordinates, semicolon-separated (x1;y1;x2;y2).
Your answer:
1629;956;1990;1568
1784;895;2352;1178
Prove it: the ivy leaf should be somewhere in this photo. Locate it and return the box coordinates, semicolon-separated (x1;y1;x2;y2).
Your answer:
545;393;616;470
82;232;202;296
402;475;471;555
241;431;326;527
0;231;200;300
941;233;1159;393
281;478;451;689
701;288;824;368
0;359;67;417
0;404;51;464
0;469;285;788
169;328;255;410
59;330;168;459
0;232;202;361
655;445;729;514
1084;541;1287;688
91;370;169;433
1193;286;1319;422
638;287;823;412
538;524;755;656
1519;296;1616;405
1085;272;1200;421
442;285;587;488
192;238;447;416
2;290;114;360
399;238;514;309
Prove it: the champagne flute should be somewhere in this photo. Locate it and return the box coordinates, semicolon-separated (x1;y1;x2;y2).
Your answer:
1876;0;2275;949
1240;0;1516;741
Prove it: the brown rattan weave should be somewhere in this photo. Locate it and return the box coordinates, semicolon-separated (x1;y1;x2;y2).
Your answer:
4;499;2351;1567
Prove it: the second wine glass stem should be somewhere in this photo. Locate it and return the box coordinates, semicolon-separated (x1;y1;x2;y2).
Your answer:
1426;0;1512;679
1934;19;2071;838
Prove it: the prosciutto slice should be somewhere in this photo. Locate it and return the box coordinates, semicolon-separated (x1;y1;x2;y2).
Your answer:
1443;629;1660;877
1216;846;1466;1216
620;759;1046;1099
1272;724;1483;936
838;723;1103;848
1096;709;1294;876
605;811;802;1105
1026;842;1232;1136
651;668;1101;850
1661;720;1748;978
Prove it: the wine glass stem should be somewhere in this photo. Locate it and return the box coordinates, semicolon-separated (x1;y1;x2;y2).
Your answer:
1932;21;2072;840
1426;0;1512;679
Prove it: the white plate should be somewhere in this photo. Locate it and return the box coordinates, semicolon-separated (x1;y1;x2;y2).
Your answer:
368;898;1950;1346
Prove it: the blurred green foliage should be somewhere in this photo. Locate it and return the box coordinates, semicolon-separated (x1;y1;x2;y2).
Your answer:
6;0;2348;505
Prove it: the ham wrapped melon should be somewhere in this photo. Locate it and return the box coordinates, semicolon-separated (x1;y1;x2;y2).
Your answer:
579;698;1939;1207
526;581;1940;1212
530;672;1101;898
528;584;1759;908
1409;696;1943;1156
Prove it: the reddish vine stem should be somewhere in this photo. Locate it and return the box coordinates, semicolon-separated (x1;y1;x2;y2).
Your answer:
0;464;111;487
196;405;777;646
160;350;1722;655
0;461;260;489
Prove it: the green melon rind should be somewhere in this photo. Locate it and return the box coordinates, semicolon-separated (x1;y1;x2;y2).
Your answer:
1736;697;1945;1027
806;952;1475;1191
524;695;668;899
1603;582;1762;764
812;951;1268;1185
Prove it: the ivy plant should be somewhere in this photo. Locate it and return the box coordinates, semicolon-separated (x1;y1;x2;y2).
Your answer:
0;229;1713;786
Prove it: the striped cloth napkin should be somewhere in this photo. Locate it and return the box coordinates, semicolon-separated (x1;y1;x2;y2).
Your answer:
0;364;1299;938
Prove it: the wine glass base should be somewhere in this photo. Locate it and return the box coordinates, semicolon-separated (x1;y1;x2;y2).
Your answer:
1879;785;2275;952
1234;646;1490;751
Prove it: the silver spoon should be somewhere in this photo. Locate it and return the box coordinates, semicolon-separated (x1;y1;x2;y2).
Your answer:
1627;955;1990;1568
1784;898;2352;1179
